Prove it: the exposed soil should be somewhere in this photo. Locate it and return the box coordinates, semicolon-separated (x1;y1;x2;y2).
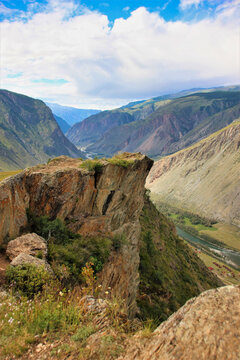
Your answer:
0;253;10;286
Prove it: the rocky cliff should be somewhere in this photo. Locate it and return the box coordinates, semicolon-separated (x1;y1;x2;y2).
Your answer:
0;153;152;316
147;120;240;226
0;153;221;319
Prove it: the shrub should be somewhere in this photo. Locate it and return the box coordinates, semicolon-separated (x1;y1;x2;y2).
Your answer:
112;234;127;252
72;325;96;342
108;154;134;168
48;236;112;283
27;212;114;284
80;159;103;173
27;211;79;245
6;264;52;298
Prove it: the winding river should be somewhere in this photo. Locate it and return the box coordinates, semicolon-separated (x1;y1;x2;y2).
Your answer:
176;227;240;269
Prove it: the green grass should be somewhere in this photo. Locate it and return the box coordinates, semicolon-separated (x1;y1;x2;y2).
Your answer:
156;201;216;230
80;159;104;172
0;288;83;358
0;277;131;359
0;170;22;182
71;325;96;342
183;217;217;232
107;153;135;168
137;196;221;326
27;212;114;283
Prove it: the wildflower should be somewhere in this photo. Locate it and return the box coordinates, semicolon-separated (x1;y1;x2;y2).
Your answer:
105;291;109;295
8;317;14;324
59;291;64;297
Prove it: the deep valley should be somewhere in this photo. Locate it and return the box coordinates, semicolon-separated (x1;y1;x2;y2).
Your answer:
0;86;240;360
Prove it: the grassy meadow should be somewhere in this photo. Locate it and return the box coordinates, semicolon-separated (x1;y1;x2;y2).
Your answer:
0;170;22;182
200;223;240;251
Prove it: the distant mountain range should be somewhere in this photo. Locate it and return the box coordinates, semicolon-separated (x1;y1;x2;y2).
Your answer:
67;87;240;157
121;85;240;109
46;102;101;127
53;114;71;133
1;86;239;172
147;120;240;226
0;90;85;171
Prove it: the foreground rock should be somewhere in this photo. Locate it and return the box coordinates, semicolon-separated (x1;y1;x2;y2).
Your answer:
6;233;47;261
10;254;53;273
118;285;240;360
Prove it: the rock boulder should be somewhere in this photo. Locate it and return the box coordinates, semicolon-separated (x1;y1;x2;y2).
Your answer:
119;285;240;360
6;233;47;261
10;253;53;274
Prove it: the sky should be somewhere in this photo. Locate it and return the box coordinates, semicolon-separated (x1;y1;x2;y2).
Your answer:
0;0;239;109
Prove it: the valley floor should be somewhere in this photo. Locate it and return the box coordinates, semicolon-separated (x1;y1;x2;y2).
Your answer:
200;223;240;251
188;245;240;286
151;198;240;285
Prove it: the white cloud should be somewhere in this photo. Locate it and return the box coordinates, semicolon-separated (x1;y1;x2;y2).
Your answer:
180;0;203;9
0;0;239;109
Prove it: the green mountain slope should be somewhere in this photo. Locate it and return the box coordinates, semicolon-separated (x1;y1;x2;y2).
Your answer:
122;84;240;110
146;120;240;226
138;195;222;322
0;90;84;171
87;91;240;157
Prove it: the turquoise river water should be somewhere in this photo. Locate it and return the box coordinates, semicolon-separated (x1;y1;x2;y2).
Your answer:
176;227;240;269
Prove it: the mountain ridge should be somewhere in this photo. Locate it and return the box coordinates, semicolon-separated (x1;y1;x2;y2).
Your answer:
0;89;85;171
147;120;240;226
84;91;240;157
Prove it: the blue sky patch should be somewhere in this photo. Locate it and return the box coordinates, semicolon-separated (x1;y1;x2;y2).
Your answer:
31;78;68;85
7;72;23;78
0;0;229;23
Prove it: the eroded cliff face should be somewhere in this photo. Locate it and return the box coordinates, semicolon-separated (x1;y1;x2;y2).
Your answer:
0;153;153;315
147;121;240;226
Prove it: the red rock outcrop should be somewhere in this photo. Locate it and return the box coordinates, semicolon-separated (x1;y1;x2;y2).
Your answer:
0;153;153;315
